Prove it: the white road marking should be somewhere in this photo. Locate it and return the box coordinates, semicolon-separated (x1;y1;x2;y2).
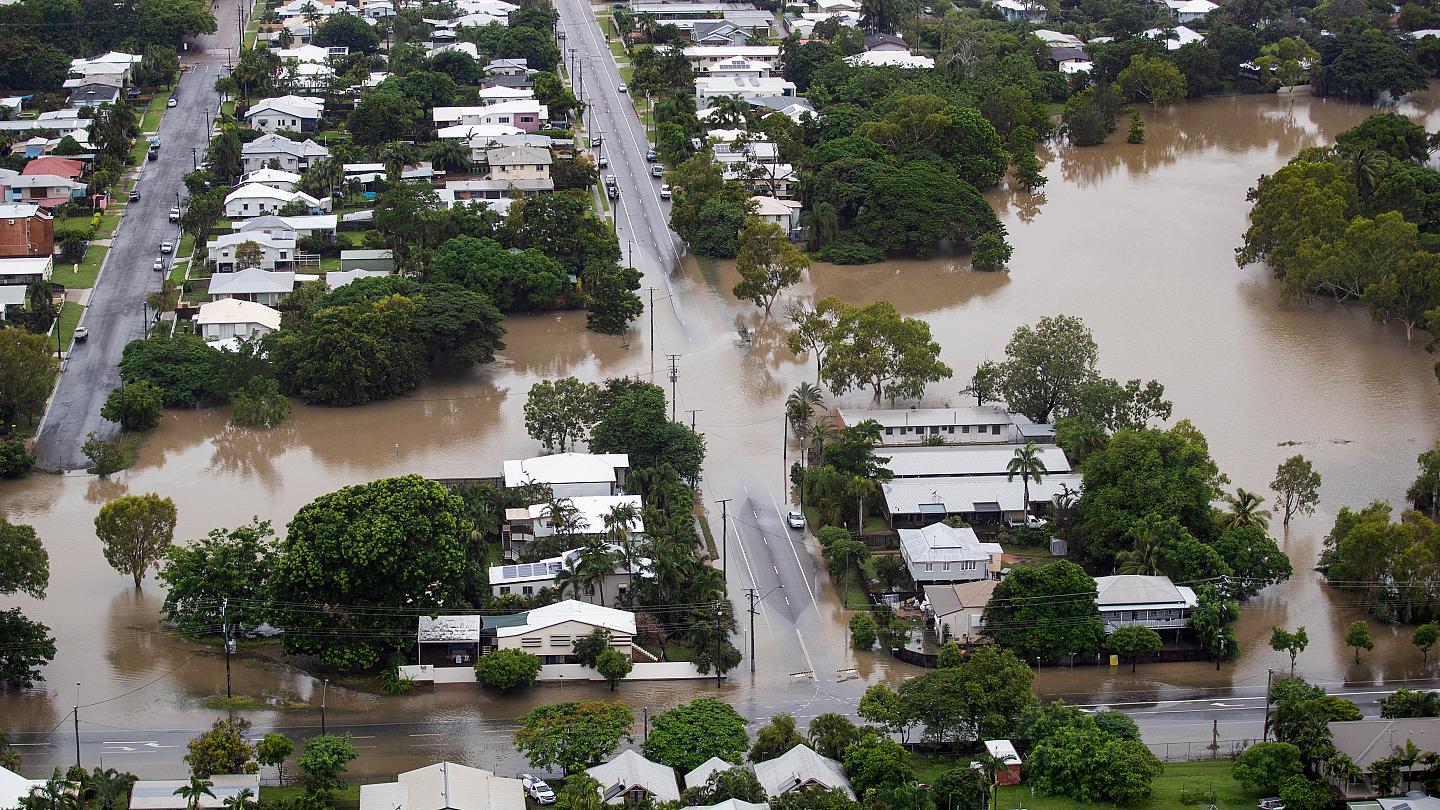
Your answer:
794;628;816;676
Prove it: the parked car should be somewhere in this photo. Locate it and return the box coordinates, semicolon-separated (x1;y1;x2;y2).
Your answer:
786;510;806;529
1005;514;1048;529
152;258;165;271
645;148;657;162
1257;800;1285;810
659;184;671;198
160;241;172;254
651;165;663;178
617;83;627;93
598;154;608;167
128;190;140;202
167;95;177;107
73;326;88;343
590;135;601;147
521;775;554;805
169;207;180;222
147;149;157;161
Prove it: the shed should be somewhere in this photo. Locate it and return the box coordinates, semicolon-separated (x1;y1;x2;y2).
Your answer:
983;740;1021;786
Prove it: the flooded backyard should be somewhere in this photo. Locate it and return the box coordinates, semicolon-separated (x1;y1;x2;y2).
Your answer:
5;88;1440;775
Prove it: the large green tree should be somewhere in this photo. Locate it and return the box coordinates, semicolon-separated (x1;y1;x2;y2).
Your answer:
95;493;178;588
589;383;705;481
0;327;58;427
524;377;600;453
643;697;749;771
513;701;634;773
983;560;1105;661
733;217;809;315
158;520;277;636
0;518;53;689
268;476;482;671
819;300;952;403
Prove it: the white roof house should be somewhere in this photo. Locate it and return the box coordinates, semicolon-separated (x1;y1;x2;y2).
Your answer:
438;123;525;140
1032;28;1082;46
882;473;1084;526
497;600;637;639
432;100;548;127
984;740;1021;766
238;213;338;237
839;406;1019;444
695;76;797;104
524;494;644;537
882;444;1071;479
898;522;1003;584
1142;24;1203;49
587;750;681;805
502;452;630;496
1094;575;1198;631
680;802;768;810
244;95;325;133
479;85;535;104
358;762;525;810
1173;0;1217;22
224;184;325;219
237;167;304;191
0;766;45;810
207;231;297;271
846;51;935;68
242;134;331;172
753;745;853;799
207;267;296;306
129;776;261;810
327;268;391;288
683;758;736;791
0;256;54;285
993;0;1046;21
195;299;282;341
682;45;781;67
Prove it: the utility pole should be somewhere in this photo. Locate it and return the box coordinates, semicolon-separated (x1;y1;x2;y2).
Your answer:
665;354;679;421
686;409;701;433
647;287;656;373
223;598;233;699
320;678;329;734
716;498;731;582
745;588;758;673
627;238;632;269
643;707;649;743
713;603;723;689
1262;668;1274;742
73;677;80;766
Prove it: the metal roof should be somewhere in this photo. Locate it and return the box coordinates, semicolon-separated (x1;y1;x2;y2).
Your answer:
883;444;1071;478
586;750;680;804
882;473;1083;515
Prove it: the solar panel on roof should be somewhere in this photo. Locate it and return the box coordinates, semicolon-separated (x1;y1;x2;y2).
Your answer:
502;565;518;577
548;562;562;573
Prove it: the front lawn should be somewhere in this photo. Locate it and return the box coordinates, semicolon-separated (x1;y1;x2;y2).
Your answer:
260;786;359;810
55;302;83;352
51;245;107;289
994;759;1264;810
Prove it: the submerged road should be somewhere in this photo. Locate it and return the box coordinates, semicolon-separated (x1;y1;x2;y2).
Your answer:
31;5;244;470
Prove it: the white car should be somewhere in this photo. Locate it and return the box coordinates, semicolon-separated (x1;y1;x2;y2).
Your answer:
598;154;608;167
521;775;555;805
160;241;173;254
617;83;628;93
73;326;88;343
152;257;165;271
659;184;671;198
786;510;806;529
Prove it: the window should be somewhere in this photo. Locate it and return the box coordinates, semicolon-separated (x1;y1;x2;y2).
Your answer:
941;562;950;572
961;425;970;434
945;426;954;433
498;116;510;123
259;119;269;127
992;425;1002;435
498;586;511;595
521;637;542;647
924;563;933;572
930;426;940;435
522;585;533;595
521;115;534;123
960;561;976;570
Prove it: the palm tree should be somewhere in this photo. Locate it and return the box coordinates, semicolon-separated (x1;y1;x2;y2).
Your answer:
220;789;258;810
300;157;343;200
1006;442;1047;526
710;94;750;128
379;141;418;182
797;202;839;250
576;537;620;605
173;777;214;810
553;563;584;600
87;769;135;810
1116;517;1166;576
426;139;472;174
542;498;583;546
1324;752;1364;795
808;422;840;466
1346;146;1387;199
1221;488;1272;532
786;381;824;439
604;502;643;602
974;751;1012;810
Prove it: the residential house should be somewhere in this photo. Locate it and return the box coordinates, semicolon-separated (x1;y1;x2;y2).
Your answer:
683;45;782;70
837;406;1021;446
326;268;390;288
1327;719;1440;799
684;758;736;791
484;58;531;76
1;765;45;810
1049;46;1093;74
0;204;54;258
416;615;484;666
588;750;681;806
1142;24;1203;49
1094;575;1197;633
691;20;749;45
23;156;85;182
432;101;548;132
703;56;773;78
846;51;935;68
206;267;296;306
437;123;524;141
237;213;338;239
924;579;997;643
0;256;52;287
359;763;524;810
224;184;325;219
899;522;1003;585
465;133;551;164
992;0;1046;21
492;600;640;663
749;195;800;233
6;175;86;207
68;84;122;108
521;494;644;540
445;178;552;199
881;444;1072;479
196;298;282;341
479;86;535;105
485;145;552;182
1171;0;1217;23
695;76;796;105
487;540;651;600
880;472;1083;528
338;249;395;272
237;167;303;192
502;452;630;497
273;44;341;63
680;802;768;810
481;73;534;90
1033;28;1083;46
207;232;297;272
984;741;1022;786
721;161;796;198
1347;797;1440;810
244;95;325;133
753;745;854;799
242;134;331;173
863;32;909;52
128;776;261;810
342;161;435;188
67;52;140;86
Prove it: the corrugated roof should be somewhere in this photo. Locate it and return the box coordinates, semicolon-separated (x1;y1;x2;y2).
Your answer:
1330;720;1440;769
129;776;260;810
587;750;680;804
683;757;735;790
358;762;525;810
882;473;1083;515
884;444;1071;478
495;600;635;638
417;615;481;643
898;523;999;564
753;746;852;799
1094;575;1196;609
502;452;629;488
924;580;997;619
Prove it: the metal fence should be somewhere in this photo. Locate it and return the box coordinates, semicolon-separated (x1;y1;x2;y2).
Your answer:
1145;738;1259;762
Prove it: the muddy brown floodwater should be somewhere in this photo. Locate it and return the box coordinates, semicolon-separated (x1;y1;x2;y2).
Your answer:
5;88;1440;775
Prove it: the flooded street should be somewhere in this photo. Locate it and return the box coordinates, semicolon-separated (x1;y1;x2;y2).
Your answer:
6;88;1440;775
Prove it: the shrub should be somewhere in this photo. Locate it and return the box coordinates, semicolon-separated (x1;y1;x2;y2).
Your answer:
81;432;135;476
101;381;164;431
849;613;878;649
0;439;34;478
815;238;883;265
474;648;542;691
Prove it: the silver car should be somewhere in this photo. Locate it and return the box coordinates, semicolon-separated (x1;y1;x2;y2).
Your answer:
786;510;806;529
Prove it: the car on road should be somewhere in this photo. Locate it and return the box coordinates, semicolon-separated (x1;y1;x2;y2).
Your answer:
590;135;601;147
617;83;627;93
651;165;663;178
520;775;554;805
598;154;608;167
645;148;657;162
73;326;88;343
147;148;157;161
128;190;140;202
169;207;181;222
660;184;671;198
152;258;165;271
786;510;806;529
160;241;172;254
167;95;177;107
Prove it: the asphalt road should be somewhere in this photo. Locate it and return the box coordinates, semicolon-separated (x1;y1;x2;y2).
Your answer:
31;11;243;471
